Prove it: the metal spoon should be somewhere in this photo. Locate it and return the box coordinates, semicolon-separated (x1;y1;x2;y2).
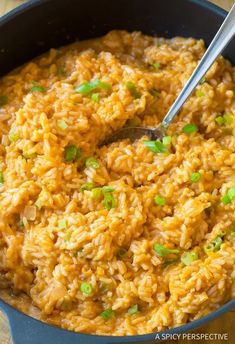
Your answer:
102;3;235;145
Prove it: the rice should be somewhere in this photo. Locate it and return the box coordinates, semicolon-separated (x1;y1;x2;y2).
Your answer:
0;30;234;336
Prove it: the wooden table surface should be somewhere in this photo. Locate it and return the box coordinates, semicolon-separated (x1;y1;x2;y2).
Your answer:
0;0;234;343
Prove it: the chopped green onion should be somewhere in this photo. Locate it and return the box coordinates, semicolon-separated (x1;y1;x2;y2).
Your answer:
64;145;81;162
9;131;19;142
215;116;224;125
60;297;72;311
195;89;204;97
58;219;67;230
80;282;94;296
125;81;141;99
200;77;206;84
181;251;198;266
0;171;4;183
31;81;46;92
221;194;231;205
227;187;235;200
0;95;8;107
92;185;116;209
215;113;233;126
23;152;37;159
144;140;168;154
92;187;102;199
102;186;115;193
57;119;68;130
150;88;159;97
18;219;24;228
153;243;180;256
103;192;116;210
223;113;233;125
128;304;139;315
182;123;198;134
154;195;166;206
76;248;83;255
221;187;235;204
162;136;172;145
75;79;111;94
190;172;201;183
211;236;222;251
35;198;42;209
85;157;100;169
163;258;179;267
204;235;223;255
117;247;128;259
219;230;226;238
80;182;95;192
64;232;71;241
152;62;161;70
57;67;66;76
91;93;100;102
100;308;114;320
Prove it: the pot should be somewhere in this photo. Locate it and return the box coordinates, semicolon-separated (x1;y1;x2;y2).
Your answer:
0;0;234;343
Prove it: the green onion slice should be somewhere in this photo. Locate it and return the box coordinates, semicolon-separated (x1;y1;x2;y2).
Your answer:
58;219;67;230
200;77;206;84
182;123;198;134
215;113;233;126
204;235;223;255
221;187;235;205
91;93;100;102
125;81;141;99
80;282;94;295
181;251;198;266
85;157;100;169
80;182;95;192
100;308;114;320
190;172;201;183
154;195;166;206
128;304;139;315
9;131;19;142
92;187;102;199
103;192;116;210
215;116;224;125
64;145;81;162
57;67;66;76
162;136;172;145
0;171;4;183
144;140;168;154
152;62;161;70
35;198;42;209
0;95;8;107
153;243;180;257
195;89;204;97
227;187;235;200
57;119;68;130
31;81;46;92
117;247;128;259
102;186;115;193
75;79;111;94
221;194;231;205
150;88;159;97
223;113;233;125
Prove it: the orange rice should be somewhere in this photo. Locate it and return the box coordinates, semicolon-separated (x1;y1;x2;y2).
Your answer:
0;30;234;335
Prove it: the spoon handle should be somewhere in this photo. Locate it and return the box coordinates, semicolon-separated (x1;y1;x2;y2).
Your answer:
162;3;235;128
